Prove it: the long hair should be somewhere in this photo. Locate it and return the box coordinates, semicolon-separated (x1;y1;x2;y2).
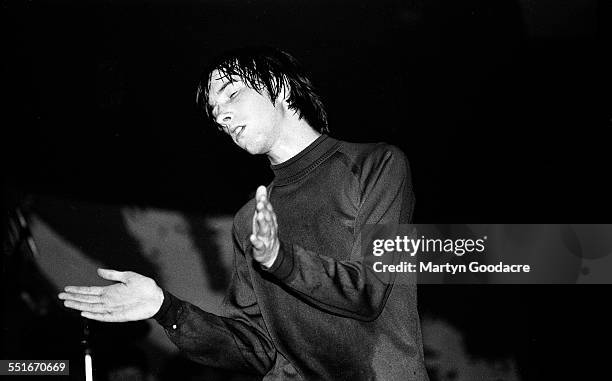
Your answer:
196;47;329;133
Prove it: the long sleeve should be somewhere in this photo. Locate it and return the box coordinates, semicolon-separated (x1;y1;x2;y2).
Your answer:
153;227;276;375
151;136;427;380
264;145;415;321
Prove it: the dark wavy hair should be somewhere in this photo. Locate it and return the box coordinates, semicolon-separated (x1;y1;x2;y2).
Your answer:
196;47;329;134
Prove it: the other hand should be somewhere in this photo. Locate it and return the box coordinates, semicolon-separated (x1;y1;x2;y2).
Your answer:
58;269;164;322
250;185;279;267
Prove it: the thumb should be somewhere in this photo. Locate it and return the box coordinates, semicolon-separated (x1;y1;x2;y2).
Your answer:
97;268;127;282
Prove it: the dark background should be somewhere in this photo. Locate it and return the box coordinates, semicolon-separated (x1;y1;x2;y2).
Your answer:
3;0;608;220
2;0;609;380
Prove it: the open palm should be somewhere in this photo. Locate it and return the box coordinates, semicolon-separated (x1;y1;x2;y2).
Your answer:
59;269;164;322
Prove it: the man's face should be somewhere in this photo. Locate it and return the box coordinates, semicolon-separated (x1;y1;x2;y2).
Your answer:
207;69;283;155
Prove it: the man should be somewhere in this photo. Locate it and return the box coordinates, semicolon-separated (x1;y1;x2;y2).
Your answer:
59;47;429;380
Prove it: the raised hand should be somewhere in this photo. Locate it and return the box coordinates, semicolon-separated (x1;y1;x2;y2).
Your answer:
250;185;280;268
58;268;164;322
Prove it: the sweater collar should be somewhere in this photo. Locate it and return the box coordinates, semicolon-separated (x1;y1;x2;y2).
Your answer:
270;134;340;185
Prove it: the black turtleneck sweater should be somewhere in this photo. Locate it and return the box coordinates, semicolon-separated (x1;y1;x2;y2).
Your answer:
154;135;429;380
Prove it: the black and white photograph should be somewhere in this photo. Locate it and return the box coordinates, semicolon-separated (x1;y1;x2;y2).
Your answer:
2;0;608;380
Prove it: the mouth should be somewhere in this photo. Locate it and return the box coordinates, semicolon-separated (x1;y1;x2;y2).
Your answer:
233;125;246;139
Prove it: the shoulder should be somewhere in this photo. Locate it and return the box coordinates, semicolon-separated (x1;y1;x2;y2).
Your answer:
335;139;410;180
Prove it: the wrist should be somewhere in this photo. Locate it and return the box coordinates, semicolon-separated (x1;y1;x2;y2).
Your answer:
152;285;165;316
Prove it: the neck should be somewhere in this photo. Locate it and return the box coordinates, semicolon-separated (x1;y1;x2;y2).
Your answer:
266;118;322;165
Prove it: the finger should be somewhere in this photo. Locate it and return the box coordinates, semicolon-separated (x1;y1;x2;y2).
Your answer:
270;219;277;240
63;300;111;313
81;311;125;323
252;211;259;235
257;209;265;223
257;200;265;211
256;186;267;202
64;286;104;295
263;208;271;222
58;292;102;304
97;268;127;282
250;234;264;249
257;212;269;235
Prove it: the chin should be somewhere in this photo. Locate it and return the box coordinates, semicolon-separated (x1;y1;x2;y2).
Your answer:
241;136;268;155
239;141;261;155
243;146;260;155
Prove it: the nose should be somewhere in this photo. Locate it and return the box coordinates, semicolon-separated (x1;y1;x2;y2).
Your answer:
215;109;232;127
